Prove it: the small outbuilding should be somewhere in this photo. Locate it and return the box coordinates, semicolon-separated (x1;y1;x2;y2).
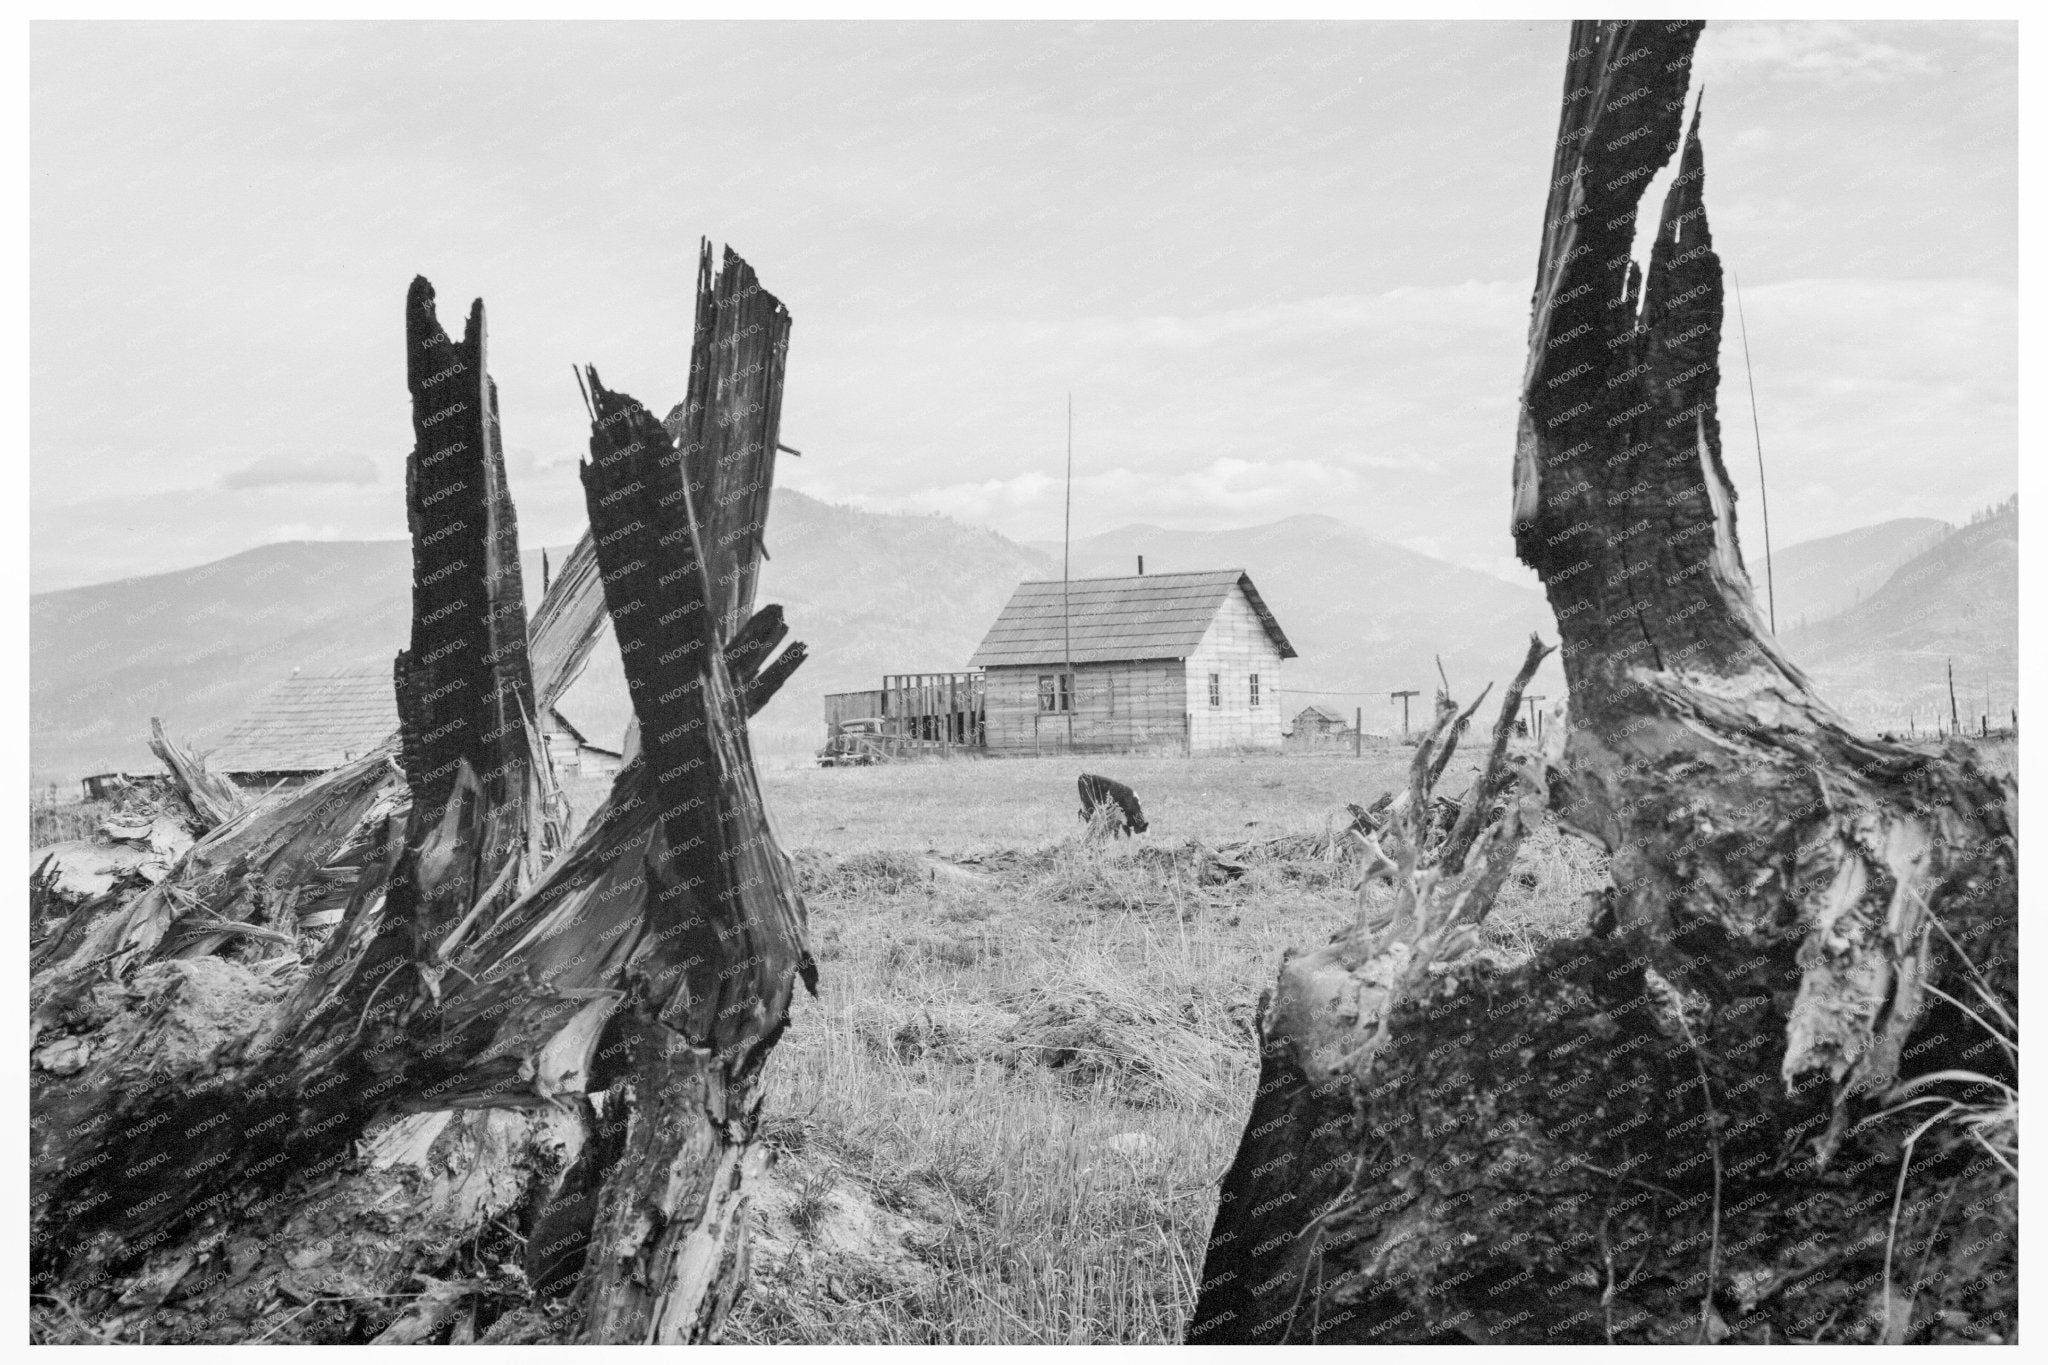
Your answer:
1286;704;1353;748
966;568;1297;755
207;665;623;791
205;669;401;789
542;644;631;783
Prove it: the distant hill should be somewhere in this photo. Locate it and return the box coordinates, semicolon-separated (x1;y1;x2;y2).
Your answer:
29;491;1053;785
29;501;1556;784
751;493;1053;707
1782;499;2017;731
1043;515;1562;732
1765;517;1949;633
32;494;2012;786
31;540;417;788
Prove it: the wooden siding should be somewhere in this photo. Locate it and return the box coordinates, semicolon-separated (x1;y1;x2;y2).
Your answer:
543;727;623;780
1184;585;1285;753
984;658;1186;754
983;585;1284;755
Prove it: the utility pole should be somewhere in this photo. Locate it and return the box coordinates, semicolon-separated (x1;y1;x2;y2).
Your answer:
1947;657;1960;737
1063;393;1074;752
1391;689;1420;741
1354;707;1362;758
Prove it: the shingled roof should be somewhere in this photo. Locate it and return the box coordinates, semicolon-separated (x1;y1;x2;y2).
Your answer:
967;569;1296;669
206;669;399;775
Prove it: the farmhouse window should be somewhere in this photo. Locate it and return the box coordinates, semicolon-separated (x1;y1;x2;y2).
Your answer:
1249;673;1261;707
1038;672;1072;712
1208;673;1221;707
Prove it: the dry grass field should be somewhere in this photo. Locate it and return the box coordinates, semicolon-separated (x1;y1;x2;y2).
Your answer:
731;749;1605;1344
25;736;2013;1343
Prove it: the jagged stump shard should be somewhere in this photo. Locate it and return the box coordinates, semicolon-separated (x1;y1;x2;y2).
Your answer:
1188;20;2015;1345
31;246;814;1346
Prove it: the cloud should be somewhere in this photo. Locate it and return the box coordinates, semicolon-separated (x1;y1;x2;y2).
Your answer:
1709;276;2015;552
220;450;377;489
1695;22;1935;83
503;445;578;480
261;522;358;542
784;278;1524;539
788;271;2013;577
32;481;401;590
797;455;1390;535
36;269;2011;600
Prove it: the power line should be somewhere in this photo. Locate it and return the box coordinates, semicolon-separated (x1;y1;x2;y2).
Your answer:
1732;270;1777;634
1271;687;1449;698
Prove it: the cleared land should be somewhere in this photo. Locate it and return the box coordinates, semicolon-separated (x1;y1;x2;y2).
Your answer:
26;738;2011;1343
732;749;1604;1344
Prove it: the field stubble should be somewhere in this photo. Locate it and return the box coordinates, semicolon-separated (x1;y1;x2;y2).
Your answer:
733;751;1605;1343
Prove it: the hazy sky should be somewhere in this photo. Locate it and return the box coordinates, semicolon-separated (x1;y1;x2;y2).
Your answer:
31;20;2016;591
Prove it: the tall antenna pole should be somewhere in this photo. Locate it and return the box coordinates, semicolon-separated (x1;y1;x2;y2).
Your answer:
1732;271;1777;634
1063;393;1075;750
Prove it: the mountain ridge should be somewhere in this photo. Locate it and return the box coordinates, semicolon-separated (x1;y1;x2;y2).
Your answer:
31;493;2012;784
1781;498;2017;730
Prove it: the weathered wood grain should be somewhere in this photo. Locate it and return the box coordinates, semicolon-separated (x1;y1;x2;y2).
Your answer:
1190;21;2016;1344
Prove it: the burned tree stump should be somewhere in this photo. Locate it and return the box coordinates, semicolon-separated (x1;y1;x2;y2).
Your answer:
32;279;557;1274
31;246;814;1345
558;367;813;1341
1190;21;2015;1345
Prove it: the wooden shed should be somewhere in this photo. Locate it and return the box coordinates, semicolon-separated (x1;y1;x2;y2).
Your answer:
966;569;1296;755
207;666;621;791
543;641;630;782
1287;704;1353;748
205;669;401;789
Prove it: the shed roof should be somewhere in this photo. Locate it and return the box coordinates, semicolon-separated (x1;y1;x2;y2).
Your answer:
207;669;398;775
968;569;1296;669
548;623;633;756
1294;704;1350;725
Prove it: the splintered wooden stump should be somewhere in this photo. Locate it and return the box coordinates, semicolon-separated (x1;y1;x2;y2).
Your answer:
31;245;814;1345
562;369;812;1340
1191;20;2016;1345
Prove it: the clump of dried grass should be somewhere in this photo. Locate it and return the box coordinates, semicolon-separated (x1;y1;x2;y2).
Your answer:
996;953;1249;1113
1036;838;1161;915
846;995;1021;1067
797;849;934;898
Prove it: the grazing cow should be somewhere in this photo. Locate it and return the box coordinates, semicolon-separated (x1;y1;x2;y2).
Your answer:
1077;773;1148;836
